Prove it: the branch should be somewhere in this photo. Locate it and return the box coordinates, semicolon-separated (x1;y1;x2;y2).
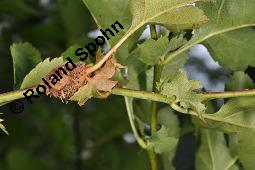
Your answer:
0;86;36;104
202;89;255;100
1;87;255;107
111;88;170;104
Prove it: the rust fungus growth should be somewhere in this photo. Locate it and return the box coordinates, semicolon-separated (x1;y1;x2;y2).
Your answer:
45;63;88;101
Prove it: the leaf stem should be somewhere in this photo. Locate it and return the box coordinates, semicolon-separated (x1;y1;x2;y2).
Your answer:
124;97;147;149
85;28;136;74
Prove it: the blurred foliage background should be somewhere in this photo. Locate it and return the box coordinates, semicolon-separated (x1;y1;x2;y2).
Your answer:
1;1;255;170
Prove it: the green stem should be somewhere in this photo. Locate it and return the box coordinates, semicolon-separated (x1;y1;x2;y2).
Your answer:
150;84;159;133
151;65;163;132
0;86;170;106
124;96;147;149
2;87;255;106
149;24;161;170
148;149;158;170
0;86;36;104
202;89;255;100
85;27;138;74
112;88;170;104
149;24;161;134
149;24;158;40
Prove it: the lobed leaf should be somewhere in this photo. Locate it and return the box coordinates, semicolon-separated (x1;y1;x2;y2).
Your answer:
147;126;178;154
196;129;238;170
158;107;180;169
196;97;255;169
69;84;95;106
69;58;122;106
237;131;255;170
200;97;255;133
20;57;65;89
11;43;41;89
168;0;255;70
138;35;187;65
160;71;206;114
160;52;188;84
83;0;144;78
204;28;255;71
129;0;208;32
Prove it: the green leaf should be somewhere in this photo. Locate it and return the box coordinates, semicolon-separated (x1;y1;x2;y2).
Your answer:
61;45;81;62
121;32;187;89
226;71;254;91
20;57;65;89
204;28;255;70
200;0;255;70
160;52;188;83
69;84;95;106
122;53;148;89
228;134;239;158
129;0;208;32
59;0;91;44
200;97;255;133
196;129;238;170
223;73;255;170
158;107;180;137
237;131;255;170
158;107;180;170
195;97;255;169
119;0;207;69
70;58;120;105
147;126;178;154
83;0;144;69
11;43;41;89
210;97;255;169
166;0;255;69
83;0;132;46
61;45;93;65
138;35;187;65
160;71;206;114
